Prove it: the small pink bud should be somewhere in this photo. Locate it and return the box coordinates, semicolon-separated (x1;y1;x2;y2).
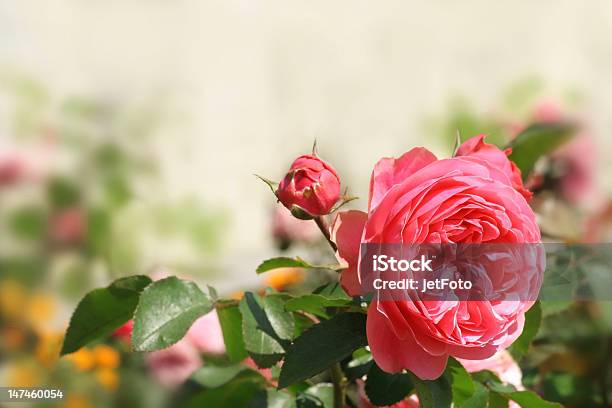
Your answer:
276;154;340;219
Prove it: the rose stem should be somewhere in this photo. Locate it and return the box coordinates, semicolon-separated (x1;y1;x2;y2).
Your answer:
314;215;337;252
330;361;347;408
314;215;346;408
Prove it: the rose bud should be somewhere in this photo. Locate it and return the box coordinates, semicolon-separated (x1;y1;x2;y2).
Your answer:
276;154;341;219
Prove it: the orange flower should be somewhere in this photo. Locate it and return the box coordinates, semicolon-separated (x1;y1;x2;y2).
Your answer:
0;280;27;320
93;344;120;369
265;267;304;290
35;331;63;367
64;348;95;372
62;394;92;408
25;292;56;330
7;360;42;387
95;368;119;391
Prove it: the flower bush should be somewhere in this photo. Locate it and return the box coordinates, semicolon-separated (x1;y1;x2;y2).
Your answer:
58;126;581;408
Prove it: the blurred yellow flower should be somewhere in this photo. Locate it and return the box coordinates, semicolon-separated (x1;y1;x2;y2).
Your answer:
265;267;304;290
93;344;120;369
64;348;95;372
25;292;56;330
7;360;42;387
95;368;119;391
35;331;63;367
62;394;92;408
230;290;244;300
0;280;27;320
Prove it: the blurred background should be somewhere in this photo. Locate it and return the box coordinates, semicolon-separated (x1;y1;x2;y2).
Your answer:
1;1;611;407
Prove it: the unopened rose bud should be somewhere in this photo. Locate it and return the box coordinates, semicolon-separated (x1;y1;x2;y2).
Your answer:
276;154;340;219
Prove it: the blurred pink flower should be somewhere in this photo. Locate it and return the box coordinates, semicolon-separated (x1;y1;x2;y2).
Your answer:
458;350;523;390
145;339;202;388
551;134;597;205
0;137;53;187
50;207;87;244
186;311;226;355
516;101;598;205
459;350;523;408
271;204;320;249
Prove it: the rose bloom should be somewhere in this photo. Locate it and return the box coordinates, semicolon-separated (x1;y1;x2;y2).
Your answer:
332;135;541;379
276;154;341;218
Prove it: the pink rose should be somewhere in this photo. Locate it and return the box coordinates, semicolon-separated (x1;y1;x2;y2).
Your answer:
186;311;226;355
455;135;532;201
276;154;341;218
332;136;541;380
145;339;202;387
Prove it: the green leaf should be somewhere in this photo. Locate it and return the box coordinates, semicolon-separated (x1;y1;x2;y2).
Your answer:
87;207;111;254
256;257;310;274
217;301;248;362
132;277;213;351
446;358;475;406
254;174;278;195
47;177;80;208
190;364;247;388
460;382;490;408
313;282;351;300
297;384;334;408
285;294;352;319
256;257;343;274
345;348;373;381
188;369;265;408
509;301;542;360
365;362;413;406
278;312;367;388
411;372;452;408
239;293;285;367
251;389;296;408
263;295;296;341
501;390;563;408
471;370;564;407
104;173;131;208
61;275;151;355
506;122;576;178
9;206;46;240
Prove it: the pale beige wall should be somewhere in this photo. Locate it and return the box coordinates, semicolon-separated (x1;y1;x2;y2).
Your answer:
1;0;611;263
